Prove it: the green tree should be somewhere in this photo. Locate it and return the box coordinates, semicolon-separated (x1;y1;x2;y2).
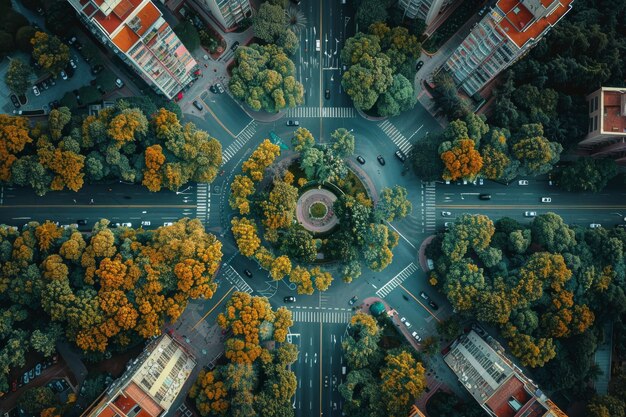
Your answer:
174;20;200;51
31;31;70;75
380;350;426;417
277;29;298;55
512;124;562;176
341;47;393;110
5;58;32;95
355;0;389;28
408;133;444;181
376;73;416;117
375;185;412;222
18;386;58;413
281;226;317;263
331;128;355;158
253;2;286;43
558;158;617;192
15;25;37;52
531;213;576;253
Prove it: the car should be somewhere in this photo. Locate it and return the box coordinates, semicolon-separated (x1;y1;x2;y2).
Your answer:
23;373;29;384
342;64;347;71
394;150;407;162
163;222;174;226
121;222;132;227
209;84;217;93
112;223;120;228
415;60;424;71
315;39;321;51
49;100;60;109
216;83;225;94
541;197;551;203
429;300;439;310
244;269;253;278
32;85;40;96
444;221;452;228
35;364;42;376
59;70;68;80
420;291;429;300
524;211;537;217
377;155;385;165
441;211;452;217
11;380;17;392
518;179;529;185
115;78;124;88
90;65;104;75
615;224;626;229
11;94;21;108
479;193;491;200
28;369;34;379
74;40;83;50
286;120;299;126
284;296;296;303
356;155;365;165
67;35;77;45
325;89;330;99
49;78;56;86
141;221;151;226
349;296;358;305
41;80;49;90
231;41;240;51
192;100;204;111
478;178;484;185
76;219;87;225
411;331;422;341
69;59;77;69
590;223;602;229
400;317;412;328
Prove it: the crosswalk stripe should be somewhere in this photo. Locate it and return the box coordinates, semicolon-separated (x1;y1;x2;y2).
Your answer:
423;181;436;232
222;121;257;164
290;310;353;323
376;263;418;298
285;107;357;118
221;265;253;294
378;120;413;153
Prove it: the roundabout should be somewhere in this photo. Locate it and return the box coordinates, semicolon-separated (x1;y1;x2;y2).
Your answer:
296;188;339;233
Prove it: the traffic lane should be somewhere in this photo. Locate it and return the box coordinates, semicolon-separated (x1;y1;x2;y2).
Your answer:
322;323;346;416
184;91;252;143
293;322;321;417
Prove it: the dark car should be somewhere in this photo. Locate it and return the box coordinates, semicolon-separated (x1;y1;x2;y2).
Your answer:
395;150;406;162
349;296;358;305
209;84;217;93
286;120;300;126
325;89;330;99
244;269;253;278
91;64;104;75
479;193;491;200
428;300;439;310
193;100;204;111
49;100;60;109
77;219;87;225
11;379;17;392
356;155;365;164
377;155;385;165
11;94;21;108
415;60;424;71
284;296;296;303
231;41;240;51
40;80;49;90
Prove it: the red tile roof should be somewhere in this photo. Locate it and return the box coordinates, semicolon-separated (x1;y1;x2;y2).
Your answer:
94;11;123;34
133;1;161;36
112;25;140;52
125;382;163;417
602;91;626;134
496;0;574;48
485;375;531;417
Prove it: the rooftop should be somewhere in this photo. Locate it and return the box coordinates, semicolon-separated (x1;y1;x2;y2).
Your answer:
602;89;626;134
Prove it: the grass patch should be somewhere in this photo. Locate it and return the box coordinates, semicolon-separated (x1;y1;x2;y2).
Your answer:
309;202;327;219
422;0;481;53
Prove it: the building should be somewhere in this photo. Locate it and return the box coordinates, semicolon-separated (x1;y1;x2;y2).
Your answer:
445;0;574;96
68;0;198;99
444;330;568;417
192;0;251;30
82;334;196;417
398;0;455;26
578;87;626;165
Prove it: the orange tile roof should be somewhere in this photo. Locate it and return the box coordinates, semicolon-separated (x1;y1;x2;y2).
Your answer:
602;91;626;134
113;0;133;18
486;375;532;417
83;3;96;16
496;0;574;48
94;11;124;34
112;24;139;52
134;1;161;36
95;405;117;417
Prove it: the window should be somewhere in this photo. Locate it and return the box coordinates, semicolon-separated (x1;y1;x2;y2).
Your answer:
594;96;599;111
589;117;593;132
594;115;598;131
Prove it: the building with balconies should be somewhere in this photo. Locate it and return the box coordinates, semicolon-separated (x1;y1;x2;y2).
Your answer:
398;0;455;25
67;0;198;99
445;0;574;96
193;0;251;30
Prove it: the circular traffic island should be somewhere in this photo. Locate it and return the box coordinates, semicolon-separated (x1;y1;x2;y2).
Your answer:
296;188;338;234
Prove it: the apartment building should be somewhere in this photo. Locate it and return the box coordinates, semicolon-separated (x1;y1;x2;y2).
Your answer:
445;0;574;96
398;0;455;25
192;0;252;30
444;330;568;417
578;87;626;165
82;334;196;417
68;0;198;99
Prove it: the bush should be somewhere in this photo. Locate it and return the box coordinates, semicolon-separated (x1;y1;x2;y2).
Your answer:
174;21;200;51
199;29;218;52
309;202;327;219
78;86;102;105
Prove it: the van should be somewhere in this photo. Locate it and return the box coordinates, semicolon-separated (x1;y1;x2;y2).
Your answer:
315;39;320;52
479;194;491;200
341;366;346;375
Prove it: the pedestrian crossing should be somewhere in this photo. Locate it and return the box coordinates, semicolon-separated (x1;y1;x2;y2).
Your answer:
423;182;436;232
285;107;357;118
376;263;418;298
221;265;253;294
196;183;209;223
222;121;257;164
378;120;413;154
289;309;353;324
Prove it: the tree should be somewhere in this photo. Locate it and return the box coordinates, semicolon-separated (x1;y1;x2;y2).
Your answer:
281;226;317;263
376;74;416;117
341;49;393;110
531;213;576;253
292;127;315;152
559;158;617;192
512;124;562;176
442;214;495;262
261;180;298;231
432;71;471;119
331;128;355;158
231;217;261;257
380;350;426;417
5;58;31;95
289;266;314;295
277;29;298;55
355;0;389;28
229;175;255;214
375;186;412;222
311;267;333;291
18;386;58;413
242;139;281;181
174;21;200;51
253;2;286;43
31;31;70;75
47;108;72;141
408;133;444;181
0;114;33;182
270;255;292;280
440;139;483;181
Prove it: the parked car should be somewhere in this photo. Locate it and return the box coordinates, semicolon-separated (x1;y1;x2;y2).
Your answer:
429;300;439;310
76;219;87;225
541;197;551;203
141;221;151;226
377;155;385;165
209;84;217;93
284;296;296;303
11;94;21;108
32;85;40;96
193;100;204;111
28;369;34;379
524;211;537;217
163;222;174;226
215;83;225;94
441;211;452;217
286;120;299;126
325;89;330;99
23;373;29;384
67;35;77;45
356;155;365;165
400;317;412;328
90;65;104;75
40;79;49;90
60;70;68;80
349;296;358;305
415;60;424;71
518;179;529;185
115;78;124;88
69;59;77;69
35;363;42;376
394;150;407;162
590;223;602;229
244;269;253;278
121;222;132;227
411;331;422;341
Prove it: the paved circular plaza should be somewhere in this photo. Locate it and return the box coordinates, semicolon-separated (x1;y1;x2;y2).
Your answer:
296;188;339;233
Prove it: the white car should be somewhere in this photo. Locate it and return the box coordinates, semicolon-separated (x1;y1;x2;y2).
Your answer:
518;180;529;185
69;59;77;69
524;211;537;217
32;85;40;96
163;222;174;226
60;70;68;80
590;223;602;229
478;178;484;185
541;197;551;203
121;222;132;227
115;78;124;88
141;221;151;226
444;222;452;228
400;317;412;328
411;331;422;341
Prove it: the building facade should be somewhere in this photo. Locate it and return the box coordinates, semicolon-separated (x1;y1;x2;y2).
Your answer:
68;0;198;99
578;87;626;165
445;0;574;96
398;0;455;25
82;334;196;417
444;330;568;417
193;0;251;30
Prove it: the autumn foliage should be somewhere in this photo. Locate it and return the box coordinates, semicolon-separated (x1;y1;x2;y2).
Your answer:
440;139;483;181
